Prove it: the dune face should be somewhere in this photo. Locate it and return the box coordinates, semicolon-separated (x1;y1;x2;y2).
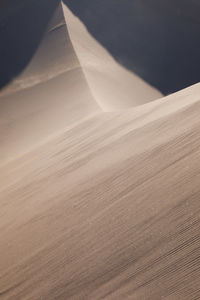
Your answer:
63;0;200;95
1;1;200;300
1;84;200;299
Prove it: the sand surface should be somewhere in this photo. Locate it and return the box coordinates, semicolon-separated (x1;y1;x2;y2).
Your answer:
1;83;200;299
1;2;200;300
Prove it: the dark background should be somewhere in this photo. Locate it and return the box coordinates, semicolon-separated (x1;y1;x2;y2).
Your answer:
1;0;200;95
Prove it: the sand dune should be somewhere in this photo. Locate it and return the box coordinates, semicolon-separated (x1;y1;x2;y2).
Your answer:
1;83;200;299
1;1;200;300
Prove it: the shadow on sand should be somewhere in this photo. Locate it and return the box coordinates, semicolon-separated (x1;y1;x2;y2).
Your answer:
0;0;60;90
63;0;200;95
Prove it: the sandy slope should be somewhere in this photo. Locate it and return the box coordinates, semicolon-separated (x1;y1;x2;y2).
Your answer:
1;83;200;299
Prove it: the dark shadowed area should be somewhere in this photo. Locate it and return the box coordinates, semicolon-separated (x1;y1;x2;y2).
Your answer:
0;0;60;90
63;0;200;95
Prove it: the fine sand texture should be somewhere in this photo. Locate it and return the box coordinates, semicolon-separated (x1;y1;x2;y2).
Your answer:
1;1;200;300
1;83;200;299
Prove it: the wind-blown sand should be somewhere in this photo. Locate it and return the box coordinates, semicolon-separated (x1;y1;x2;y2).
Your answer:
1;1;200;300
62;5;162;111
63;0;200;95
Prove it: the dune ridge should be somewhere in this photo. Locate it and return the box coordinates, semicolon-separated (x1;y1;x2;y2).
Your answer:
0;2;162;166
